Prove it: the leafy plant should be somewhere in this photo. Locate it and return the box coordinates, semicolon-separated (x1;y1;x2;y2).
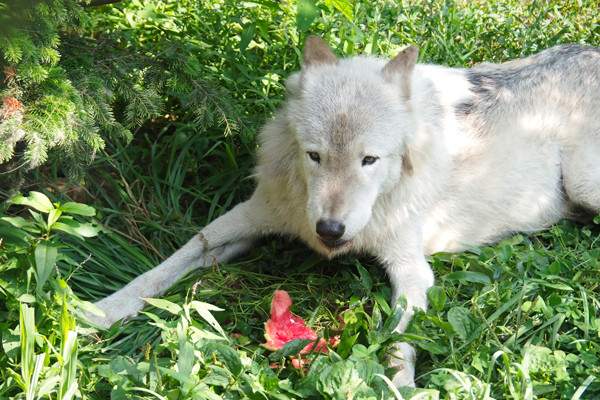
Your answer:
0;191;99;399
83;288;428;399
5;301;80;400
408;225;600;398
1;191;99;292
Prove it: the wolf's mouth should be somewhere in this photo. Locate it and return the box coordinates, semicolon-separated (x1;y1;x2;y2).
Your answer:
319;238;354;252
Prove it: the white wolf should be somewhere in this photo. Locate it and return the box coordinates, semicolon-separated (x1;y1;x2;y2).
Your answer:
87;36;600;386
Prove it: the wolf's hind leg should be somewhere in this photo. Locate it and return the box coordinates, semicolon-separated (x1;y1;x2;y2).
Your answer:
86;196;274;328
561;140;600;215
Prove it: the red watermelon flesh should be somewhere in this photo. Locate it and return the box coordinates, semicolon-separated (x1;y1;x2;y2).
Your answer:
263;290;329;353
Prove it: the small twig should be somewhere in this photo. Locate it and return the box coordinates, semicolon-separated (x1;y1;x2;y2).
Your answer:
78;0;122;7
67;253;92;282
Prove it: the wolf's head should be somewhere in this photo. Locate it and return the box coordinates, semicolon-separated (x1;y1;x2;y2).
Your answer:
285;36;419;253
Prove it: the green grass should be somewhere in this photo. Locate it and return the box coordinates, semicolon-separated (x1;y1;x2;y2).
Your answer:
1;0;600;399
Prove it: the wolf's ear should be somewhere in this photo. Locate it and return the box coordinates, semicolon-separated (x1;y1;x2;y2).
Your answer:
382;46;419;98
303;36;339;68
402;150;414;176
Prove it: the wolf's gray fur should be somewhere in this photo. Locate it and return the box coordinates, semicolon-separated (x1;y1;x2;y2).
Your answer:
86;37;600;386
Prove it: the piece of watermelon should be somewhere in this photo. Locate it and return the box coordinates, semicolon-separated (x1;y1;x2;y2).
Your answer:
263;290;333;354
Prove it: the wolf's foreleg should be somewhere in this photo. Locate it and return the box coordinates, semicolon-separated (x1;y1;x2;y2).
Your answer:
86;198;271;328
378;223;434;387
385;258;433;387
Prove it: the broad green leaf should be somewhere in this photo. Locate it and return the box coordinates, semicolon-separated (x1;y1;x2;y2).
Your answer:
548;261;562;275
548;293;562;307
373;292;391;316
521;345;556;372
177;340;195;377
427;286;447;312
239;23;255;54
2;328;21;361
47;208;62;228
59;202;96;216
428;315;455;336
336;330;359;359
371;303;382;331
355;262;372;293
156;367;202;392
324;0;353;21
282;338;314;357
201;342;243;376
0;225;33;247
383;298;405;334
35;240;58;289
352;343;369;358
448;307;482;340
317;360;376;399
445;271;491;285
318;361;359;396
418;341;450;354
11;191;54;213
53;219;100;238
143;297;182;314
37;376;61;399
20;303;36;389
1;215;32;229
498;244;512;263
353;358;385;382
18;294;36;303
297;0;317;30
190;301;227;339
203;365;233;388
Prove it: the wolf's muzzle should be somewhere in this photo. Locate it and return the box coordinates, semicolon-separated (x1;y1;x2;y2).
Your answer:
316;219;351;250
316;219;345;240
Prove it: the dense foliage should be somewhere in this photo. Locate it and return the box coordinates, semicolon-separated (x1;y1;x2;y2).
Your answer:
0;0;244;187
1;0;599;399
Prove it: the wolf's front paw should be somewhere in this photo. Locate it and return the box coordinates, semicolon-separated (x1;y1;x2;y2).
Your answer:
85;308;120;329
389;342;417;387
84;295;144;329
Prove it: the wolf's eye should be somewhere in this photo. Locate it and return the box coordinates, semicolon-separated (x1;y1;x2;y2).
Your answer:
308;151;321;163
362;156;378;166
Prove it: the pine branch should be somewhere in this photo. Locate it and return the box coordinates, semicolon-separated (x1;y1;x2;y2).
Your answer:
191;80;238;136
1;0;248;188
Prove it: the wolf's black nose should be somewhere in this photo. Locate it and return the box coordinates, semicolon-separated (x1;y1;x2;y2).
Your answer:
316;219;345;240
